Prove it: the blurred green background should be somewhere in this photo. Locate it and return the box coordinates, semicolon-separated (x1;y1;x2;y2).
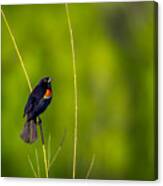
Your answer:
1;2;157;180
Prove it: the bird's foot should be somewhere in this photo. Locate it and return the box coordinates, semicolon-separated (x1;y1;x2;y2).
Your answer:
38;117;42;125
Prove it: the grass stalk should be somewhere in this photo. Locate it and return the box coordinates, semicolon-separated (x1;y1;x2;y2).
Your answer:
38;118;49;178
48;144;62;171
48;130;66;170
27;154;38;178
42;144;48;177
35;149;40;177
86;154;96;179
47;134;51;168
1;9;48;178
65;4;78;179
1;9;32;92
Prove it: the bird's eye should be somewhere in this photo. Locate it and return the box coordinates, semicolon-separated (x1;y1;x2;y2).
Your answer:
43;79;47;83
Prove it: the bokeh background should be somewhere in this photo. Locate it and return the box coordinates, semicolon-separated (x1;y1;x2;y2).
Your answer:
1;2;157;180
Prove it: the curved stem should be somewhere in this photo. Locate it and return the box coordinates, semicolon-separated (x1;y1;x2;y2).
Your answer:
42;144;49;178
1;9;32;92
35;149;40;177
38;117;48;178
48;129;67;170
27;154;38;178
65;4;78;179
86;154;96;179
1;9;48;178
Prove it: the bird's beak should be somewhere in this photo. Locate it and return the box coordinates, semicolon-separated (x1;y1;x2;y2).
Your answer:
48;78;52;83
48;78;53;83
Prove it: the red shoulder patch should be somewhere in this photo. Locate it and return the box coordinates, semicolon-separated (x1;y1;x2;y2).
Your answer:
44;89;52;97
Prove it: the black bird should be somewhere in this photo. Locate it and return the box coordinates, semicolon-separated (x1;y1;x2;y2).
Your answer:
21;77;53;143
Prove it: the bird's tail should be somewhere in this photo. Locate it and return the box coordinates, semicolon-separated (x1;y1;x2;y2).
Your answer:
21;119;37;143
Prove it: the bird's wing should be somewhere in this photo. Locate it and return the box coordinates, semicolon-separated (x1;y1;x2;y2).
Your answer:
32;85;45;99
23;85;46;117
24;96;38;117
33;97;52;117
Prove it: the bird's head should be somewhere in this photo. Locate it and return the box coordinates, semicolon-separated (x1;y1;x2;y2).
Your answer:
40;76;53;88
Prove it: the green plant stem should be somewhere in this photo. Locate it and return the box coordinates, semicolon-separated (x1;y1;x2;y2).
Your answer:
42;144;49;178
1;9;48;178
1;9;32;92
39;120;49;178
48;134;51;168
35;149;40;177
86;154;96;179
27;154;38;178
48;145;61;171
65;4;78;179
48;130;66;170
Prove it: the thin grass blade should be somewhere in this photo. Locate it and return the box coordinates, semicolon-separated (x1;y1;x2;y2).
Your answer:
49;130;67;170
35;149;40;177
27;154;38;178
47;133;51;169
65;3;78;179
86;154;96;179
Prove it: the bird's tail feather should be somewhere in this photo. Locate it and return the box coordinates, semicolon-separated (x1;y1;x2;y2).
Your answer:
21;119;37;143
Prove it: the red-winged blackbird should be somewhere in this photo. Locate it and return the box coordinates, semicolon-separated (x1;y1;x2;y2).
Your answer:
21;77;53;143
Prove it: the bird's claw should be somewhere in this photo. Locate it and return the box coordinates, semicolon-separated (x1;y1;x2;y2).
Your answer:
38;117;42;125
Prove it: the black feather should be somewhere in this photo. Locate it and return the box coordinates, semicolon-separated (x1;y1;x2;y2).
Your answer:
21;77;52;144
